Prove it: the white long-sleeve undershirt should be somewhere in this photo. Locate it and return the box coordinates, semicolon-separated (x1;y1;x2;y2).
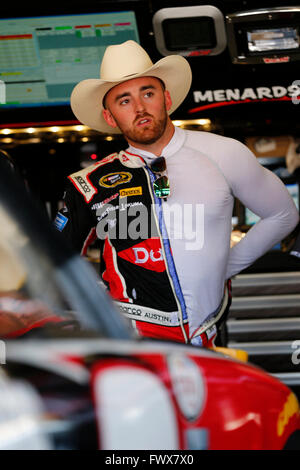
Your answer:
128;126;299;335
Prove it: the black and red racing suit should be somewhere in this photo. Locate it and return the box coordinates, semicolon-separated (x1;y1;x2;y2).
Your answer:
55;149;229;346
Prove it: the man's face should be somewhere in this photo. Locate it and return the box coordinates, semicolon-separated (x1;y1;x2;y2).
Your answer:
102;76;172;146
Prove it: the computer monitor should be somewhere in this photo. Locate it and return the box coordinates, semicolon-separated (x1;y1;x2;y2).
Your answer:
0;11;140;110
226;7;300;64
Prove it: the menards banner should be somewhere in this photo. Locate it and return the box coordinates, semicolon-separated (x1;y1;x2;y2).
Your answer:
189;83;300;114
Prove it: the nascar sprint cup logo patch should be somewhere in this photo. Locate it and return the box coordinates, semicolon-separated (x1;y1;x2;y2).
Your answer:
99;172;132;188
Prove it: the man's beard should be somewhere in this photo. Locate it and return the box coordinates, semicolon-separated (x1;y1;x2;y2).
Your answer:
113;110;168;146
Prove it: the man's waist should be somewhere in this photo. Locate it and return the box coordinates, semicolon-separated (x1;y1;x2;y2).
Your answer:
114;285;229;333
114;301;182;327
189;286;229;340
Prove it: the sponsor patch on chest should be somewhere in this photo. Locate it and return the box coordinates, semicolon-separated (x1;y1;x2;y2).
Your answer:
119;186;142;198
99;172;132;188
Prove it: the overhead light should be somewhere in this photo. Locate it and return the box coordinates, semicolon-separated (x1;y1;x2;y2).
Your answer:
105;136;113;141
75;125;84;132
50;126;59;133
196;119;211;126
1;128;12;135
57;138;65;143
26;127;35;134
172;119;212;128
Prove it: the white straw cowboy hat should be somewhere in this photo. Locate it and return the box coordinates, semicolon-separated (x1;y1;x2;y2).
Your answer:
70;40;192;134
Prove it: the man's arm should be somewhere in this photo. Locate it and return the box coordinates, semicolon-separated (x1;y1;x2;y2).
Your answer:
54;180;95;254
222;139;299;279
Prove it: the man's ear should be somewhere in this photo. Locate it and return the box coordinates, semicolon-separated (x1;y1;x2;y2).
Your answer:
102;109;118;128
164;90;172;112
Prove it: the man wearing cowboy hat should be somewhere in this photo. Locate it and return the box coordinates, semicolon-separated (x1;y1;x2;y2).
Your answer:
55;40;299;347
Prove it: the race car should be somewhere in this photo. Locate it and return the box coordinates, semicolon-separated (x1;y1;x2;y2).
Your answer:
0;152;299;450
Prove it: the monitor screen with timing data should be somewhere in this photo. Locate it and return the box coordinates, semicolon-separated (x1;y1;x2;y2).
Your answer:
0;11;140;110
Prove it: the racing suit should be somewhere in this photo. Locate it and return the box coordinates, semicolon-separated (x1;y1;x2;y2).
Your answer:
55;127;299;346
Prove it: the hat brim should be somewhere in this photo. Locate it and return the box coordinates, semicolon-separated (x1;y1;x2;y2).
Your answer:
70;55;192;134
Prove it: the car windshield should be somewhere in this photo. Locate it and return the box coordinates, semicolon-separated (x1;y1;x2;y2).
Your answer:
0;159;132;341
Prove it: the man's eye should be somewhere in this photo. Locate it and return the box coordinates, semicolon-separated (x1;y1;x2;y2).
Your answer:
145;91;154;98
120;98;129;105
